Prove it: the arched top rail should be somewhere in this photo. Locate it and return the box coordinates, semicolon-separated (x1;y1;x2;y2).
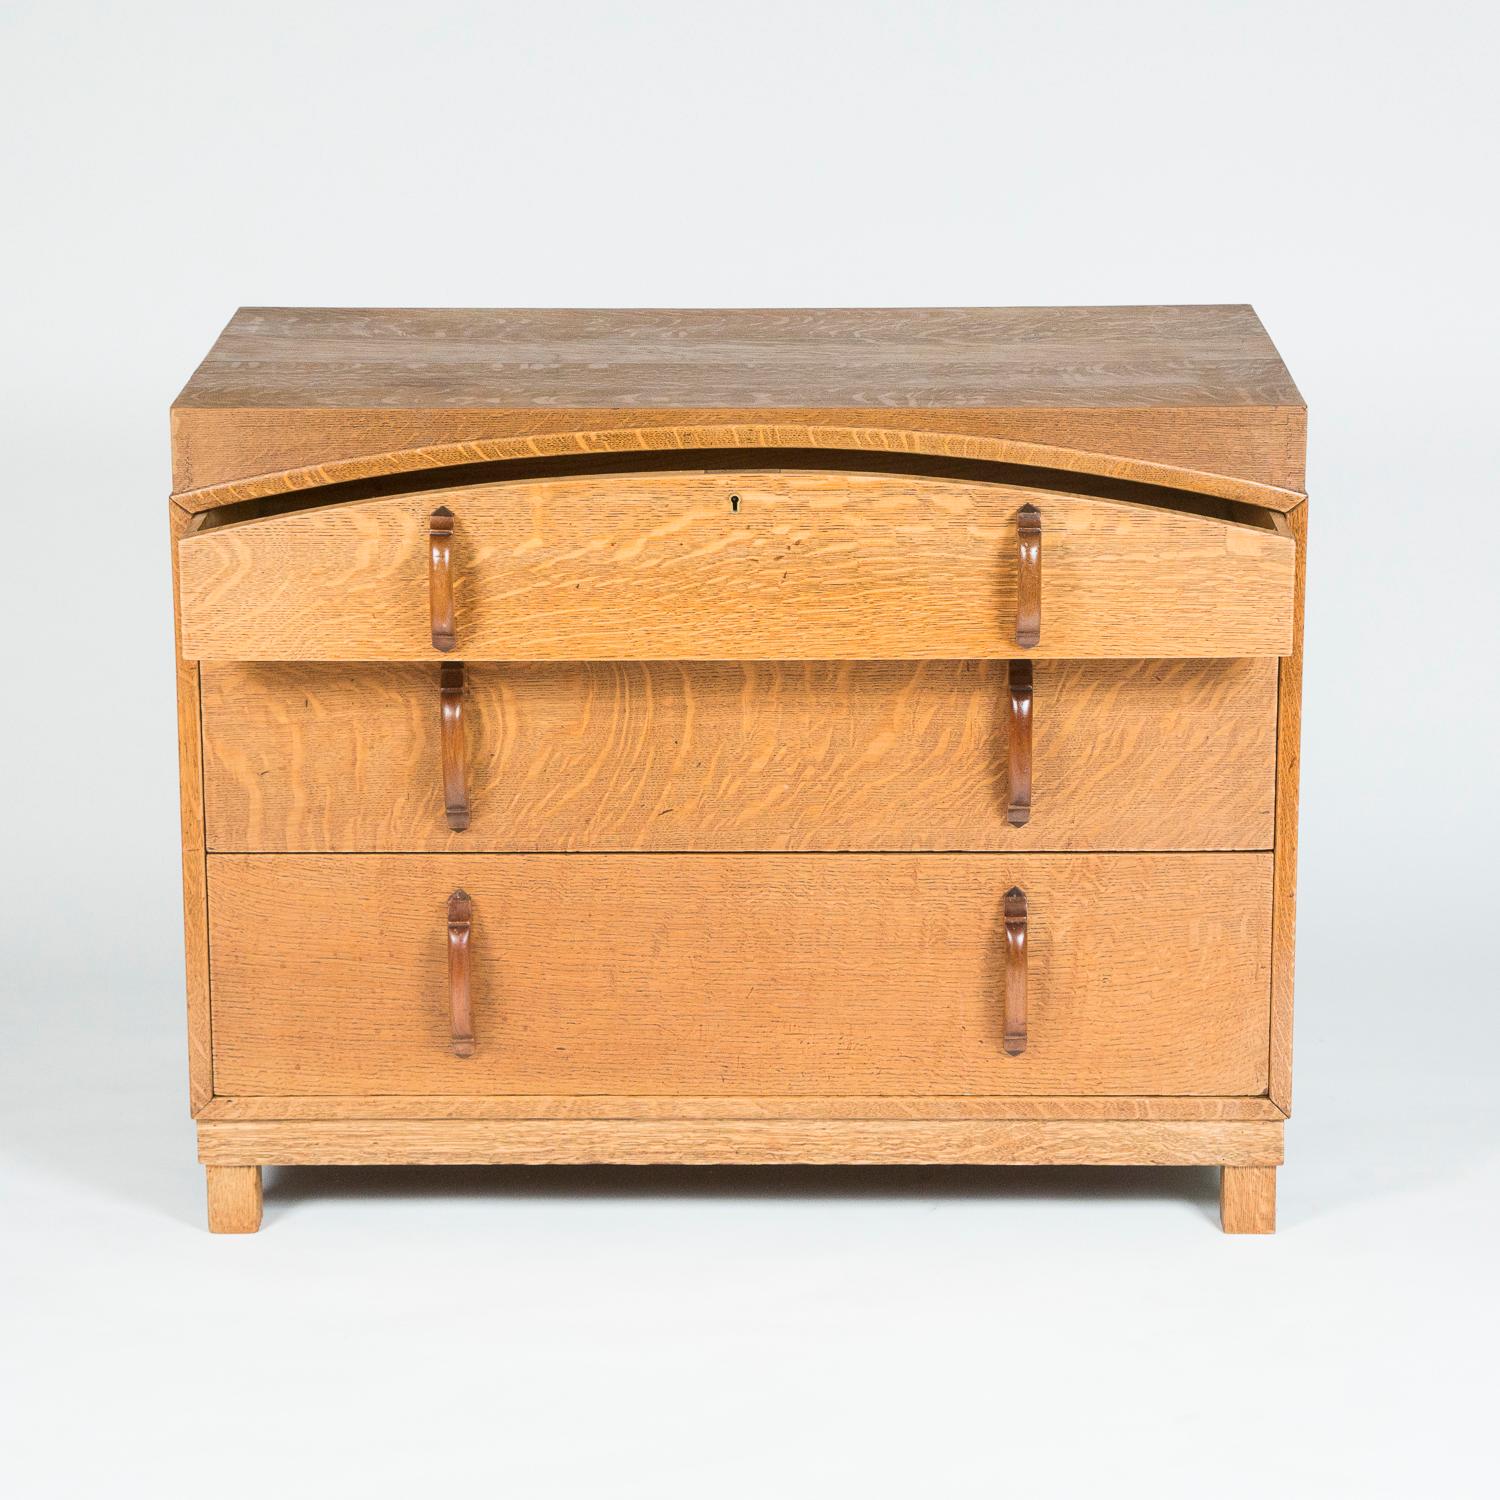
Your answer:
173;424;1306;515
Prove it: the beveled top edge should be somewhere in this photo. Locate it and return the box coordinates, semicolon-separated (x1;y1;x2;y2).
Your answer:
171;423;1307;514
174;305;1305;411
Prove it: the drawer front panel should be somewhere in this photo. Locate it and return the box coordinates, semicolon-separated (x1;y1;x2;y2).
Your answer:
202;658;1278;852
178;470;1295;660
208;853;1272;1097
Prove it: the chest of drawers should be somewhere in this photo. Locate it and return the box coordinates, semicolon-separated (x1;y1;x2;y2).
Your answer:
170;306;1306;1233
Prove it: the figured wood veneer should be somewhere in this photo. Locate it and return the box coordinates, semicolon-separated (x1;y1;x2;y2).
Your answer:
198;1095;1286;1122
177;470;1295;661
197;1119;1285;1168
206;852;1272;1099
200;658;1277;853
170;307;1308;498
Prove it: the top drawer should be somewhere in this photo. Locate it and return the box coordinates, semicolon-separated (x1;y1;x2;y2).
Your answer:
177;468;1295;661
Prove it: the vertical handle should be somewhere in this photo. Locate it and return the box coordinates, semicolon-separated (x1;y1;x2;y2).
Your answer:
1003;886;1027;1056
447;889;474;1058
1007;660;1033;827
1015;503;1041;649
429;506;457;652
440;661;470;831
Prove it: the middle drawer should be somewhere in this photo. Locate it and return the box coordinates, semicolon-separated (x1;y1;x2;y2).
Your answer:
202;658;1276;852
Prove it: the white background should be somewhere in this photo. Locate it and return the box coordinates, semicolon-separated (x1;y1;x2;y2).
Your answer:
2;2;1497;1495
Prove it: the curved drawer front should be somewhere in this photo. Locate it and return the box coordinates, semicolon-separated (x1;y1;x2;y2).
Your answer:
208;852;1272;1098
178;469;1296;660
201;658;1277;852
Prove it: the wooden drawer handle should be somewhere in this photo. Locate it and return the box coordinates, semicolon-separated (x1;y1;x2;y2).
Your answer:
1003;886;1027;1056
1015;503;1041;648
440;661;470;832
1007;660;1033;827
429;506;457;652
447;889;474;1058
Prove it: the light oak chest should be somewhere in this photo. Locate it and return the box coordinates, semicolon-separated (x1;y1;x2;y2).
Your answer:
170;306;1306;1232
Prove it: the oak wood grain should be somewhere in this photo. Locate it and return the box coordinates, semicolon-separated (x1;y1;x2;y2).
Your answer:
198;1094;1286;1122
169;501;212;1112
196;1117;1285;1167
170;307;1307;496
204;1165;262;1233
200;658;1278;853
172;421;1308;516
206;852;1273;1098
1220;1164;1277;1232
177;471;1295;661
1270;502;1307;1112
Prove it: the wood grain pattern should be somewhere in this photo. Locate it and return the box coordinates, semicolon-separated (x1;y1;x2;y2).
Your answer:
170;307;1308;497
1270;502;1307;1112
1220;1164;1277;1232
170;307;1306;1228
206;853;1272;1098
172;422;1308;517
198;1095;1286;1122
169;501;212;1112
204;1165;262;1233
200;658;1279;853
177;471;1295;661
196;1117;1285;1167
177;307;1306;410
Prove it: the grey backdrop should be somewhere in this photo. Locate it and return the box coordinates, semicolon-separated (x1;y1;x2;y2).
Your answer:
2;2;1496;1496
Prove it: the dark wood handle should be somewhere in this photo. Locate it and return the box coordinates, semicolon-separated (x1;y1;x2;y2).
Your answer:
447;889;474;1058
1007;661;1033;827
1015;503;1041;649
440;661;470;832
429;506;457;652
1003;886;1027;1056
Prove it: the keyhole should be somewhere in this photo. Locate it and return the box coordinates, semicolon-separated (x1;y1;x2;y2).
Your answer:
729;494;741;513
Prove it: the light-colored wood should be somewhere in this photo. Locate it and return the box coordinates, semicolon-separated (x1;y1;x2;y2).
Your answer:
204;1164;262;1233
198;1118;1284;1167
170;307;1306;1230
169;501;212;1112
173;423;1308;517
207;852;1273;1098
199;1094;1285;1122
200;658;1279;853
177;471;1295;661
169;307;1308;498
1220;1164;1277;1233
1269;501;1307;1112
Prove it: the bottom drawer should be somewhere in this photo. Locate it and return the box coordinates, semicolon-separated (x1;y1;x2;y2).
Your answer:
208;853;1271;1098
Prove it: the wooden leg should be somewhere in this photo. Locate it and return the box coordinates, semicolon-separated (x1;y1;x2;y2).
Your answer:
206;1165;263;1234
1219;1165;1276;1234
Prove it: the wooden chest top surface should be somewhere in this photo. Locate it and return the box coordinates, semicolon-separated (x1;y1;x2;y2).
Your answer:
176;305;1303;410
170;306;1306;499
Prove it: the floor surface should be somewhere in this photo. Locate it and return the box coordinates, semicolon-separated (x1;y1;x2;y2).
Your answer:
3;997;1496;1499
